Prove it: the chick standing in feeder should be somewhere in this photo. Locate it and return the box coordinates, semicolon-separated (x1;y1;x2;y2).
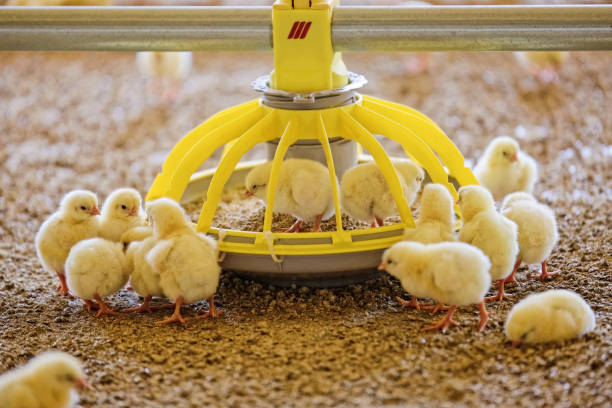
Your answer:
473;136;538;201
403;183;455;243
501;192;559;282
120;227;174;313
340;159;424;228
245;158;335;232
35;190;101;296
514;52;569;84
99;188;146;242
136;51;193;103
505;290;595;347
146;198;222;325
379;241;491;333
66;238;131;316
0;352;88;408
458;185;519;302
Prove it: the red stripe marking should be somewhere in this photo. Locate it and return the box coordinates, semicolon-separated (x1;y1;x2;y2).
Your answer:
287;21;300;39
293;21;306;39
299;21;312;39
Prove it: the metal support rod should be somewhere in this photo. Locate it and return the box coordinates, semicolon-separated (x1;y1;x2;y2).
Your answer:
0;5;611;52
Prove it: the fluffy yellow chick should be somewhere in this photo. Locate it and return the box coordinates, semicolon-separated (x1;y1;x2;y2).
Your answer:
65;238;130;316
0;351;88;408
458;185;519;302
245;159;335;232
473;136;538;201
506;290;595;347
403;183;455;243
98;188;146;242
514;51;569;84
146;198;222;325
379;241;491;333
120;226;174;313
340;159;424;228
136;51;193;103
35;190;100;296
501;192;559;282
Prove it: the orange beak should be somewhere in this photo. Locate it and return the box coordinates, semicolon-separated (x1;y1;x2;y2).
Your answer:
510;152;518;162
75;377;92;390
244;190;254;197
377;263;387;271
129;208;138;216
90;206;101;216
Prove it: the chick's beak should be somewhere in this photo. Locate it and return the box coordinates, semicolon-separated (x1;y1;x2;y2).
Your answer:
510;152;518;162
129;208;138;217
377;263;387;271
75;377;92;390
90;206;101;216
244;190;254;197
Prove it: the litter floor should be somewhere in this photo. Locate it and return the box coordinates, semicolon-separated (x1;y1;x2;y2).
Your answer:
0;47;610;407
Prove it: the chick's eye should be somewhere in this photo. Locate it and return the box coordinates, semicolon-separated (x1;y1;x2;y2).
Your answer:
80;205;86;210
121;205;127;210
502;151;508;156
387;259;392;264
252;185;257;190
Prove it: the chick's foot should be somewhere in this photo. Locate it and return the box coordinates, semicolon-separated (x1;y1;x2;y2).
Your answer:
285;220;304;233
94;295;124;317
531;261;557;281
396;296;422;311
422;306;459;333
56;272;74;298
124;295;154;313
422;302;451;314
197;296;224;319
485;280;512;302
478;301;490;332
505;259;522;283
156;297;187;325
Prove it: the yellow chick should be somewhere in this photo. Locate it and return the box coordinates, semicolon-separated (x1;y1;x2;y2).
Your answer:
514;51;569;84
65;238;130;316
458;185;519;302
136;51;193;103
146;198;222;325
340;159;424;228
473;136;538;201
506;290;595;347
501;192;559;282
35;190;100;296
403;183;455;243
245;159;335;232
0;352;88;408
379;241;491;333
99;188;146;242
120;226;174;313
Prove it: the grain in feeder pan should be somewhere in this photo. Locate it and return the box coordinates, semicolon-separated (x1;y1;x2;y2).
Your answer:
146;0;478;287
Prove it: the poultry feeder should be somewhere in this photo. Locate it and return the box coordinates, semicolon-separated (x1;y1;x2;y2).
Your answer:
146;0;478;287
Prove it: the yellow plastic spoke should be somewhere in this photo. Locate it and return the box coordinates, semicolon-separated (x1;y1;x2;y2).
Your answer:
263;120;299;232
335;109;414;228
316;114;344;232
196;111;278;232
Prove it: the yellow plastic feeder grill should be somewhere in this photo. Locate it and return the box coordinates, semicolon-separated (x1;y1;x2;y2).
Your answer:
146;0;478;287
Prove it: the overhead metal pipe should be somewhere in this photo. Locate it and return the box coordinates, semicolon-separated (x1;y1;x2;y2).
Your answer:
0;5;611;52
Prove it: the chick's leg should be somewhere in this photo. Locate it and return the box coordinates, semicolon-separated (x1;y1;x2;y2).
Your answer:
477;301;490;332
124;295;154;313
94;294;124;317
531;260;557;281
156;296;186;325
505;259;522;283
485;280;512;302
285;219;303;233
422;305;459;333
83;299;99;312
312;214;324;232
375;216;384;227
55;271;73;297
196;296;224;319
396;296;422;311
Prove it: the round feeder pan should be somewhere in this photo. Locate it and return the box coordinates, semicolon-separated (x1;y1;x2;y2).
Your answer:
181;159;405;288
